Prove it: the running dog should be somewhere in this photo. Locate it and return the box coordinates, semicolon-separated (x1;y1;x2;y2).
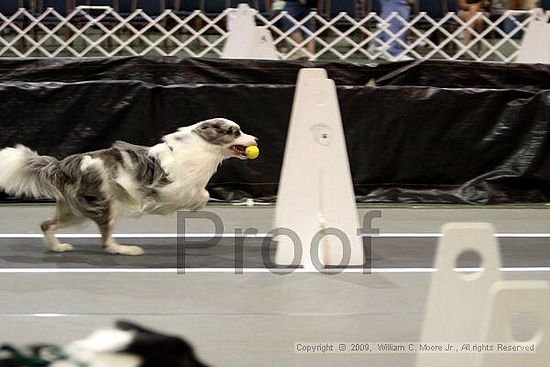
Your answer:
0;118;258;255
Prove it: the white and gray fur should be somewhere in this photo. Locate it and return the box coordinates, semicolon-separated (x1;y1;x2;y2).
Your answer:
0;118;257;255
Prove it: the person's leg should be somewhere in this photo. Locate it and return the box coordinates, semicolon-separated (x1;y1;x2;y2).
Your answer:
376;0;392;47
387;0;410;57
461;2;480;46
290;30;306;48
473;4;483;53
302;9;316;55
283;2;308;57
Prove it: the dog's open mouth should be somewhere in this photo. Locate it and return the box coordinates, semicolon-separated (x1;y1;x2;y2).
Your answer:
229;145;248;158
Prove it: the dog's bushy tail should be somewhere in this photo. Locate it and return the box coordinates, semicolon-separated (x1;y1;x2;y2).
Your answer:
0;145;63;199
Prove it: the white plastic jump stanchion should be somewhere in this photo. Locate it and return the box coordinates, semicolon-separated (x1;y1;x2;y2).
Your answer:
477;281;550;367
222;3;278;60
516;9;550;63
416;223;502;367
273;68;364;270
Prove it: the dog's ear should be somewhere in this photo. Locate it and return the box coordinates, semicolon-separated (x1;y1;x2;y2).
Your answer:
193;119;239;144
116;320;157;335
193;121;220;143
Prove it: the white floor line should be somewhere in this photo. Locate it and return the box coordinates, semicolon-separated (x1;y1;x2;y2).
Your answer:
1;267;550;274
1;233;550;238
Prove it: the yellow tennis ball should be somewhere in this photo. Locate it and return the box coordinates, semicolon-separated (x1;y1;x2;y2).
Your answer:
245;145;260;159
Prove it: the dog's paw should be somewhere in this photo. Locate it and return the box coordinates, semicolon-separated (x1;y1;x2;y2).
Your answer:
188;189;209;211
105;245;145;256
51;243;74;252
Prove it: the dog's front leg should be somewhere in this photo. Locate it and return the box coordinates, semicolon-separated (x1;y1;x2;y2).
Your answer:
97;203;144;256
188;189;210;211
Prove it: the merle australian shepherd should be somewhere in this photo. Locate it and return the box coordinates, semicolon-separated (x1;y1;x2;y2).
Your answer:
0;118;257;256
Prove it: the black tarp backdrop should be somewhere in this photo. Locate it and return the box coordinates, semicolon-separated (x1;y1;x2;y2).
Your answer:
0;57;549;204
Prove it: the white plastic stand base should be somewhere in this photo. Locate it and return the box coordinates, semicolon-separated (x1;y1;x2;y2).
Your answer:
273;68;363;270
416;223;503;367
516;9;550;63
477;281;550;367
222;4;278;60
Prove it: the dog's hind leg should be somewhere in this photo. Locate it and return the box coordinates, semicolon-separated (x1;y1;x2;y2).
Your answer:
41;201;84;252
96;202;144;256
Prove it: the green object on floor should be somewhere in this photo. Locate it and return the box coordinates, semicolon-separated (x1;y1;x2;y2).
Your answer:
0;344;67;367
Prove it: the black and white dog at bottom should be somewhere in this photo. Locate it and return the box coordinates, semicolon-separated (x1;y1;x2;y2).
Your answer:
55;321;211;367
0;118;258;256
0;320;212;367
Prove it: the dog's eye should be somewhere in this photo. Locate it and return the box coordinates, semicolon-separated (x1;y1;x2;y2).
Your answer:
83;195;97;203
225;127;240;137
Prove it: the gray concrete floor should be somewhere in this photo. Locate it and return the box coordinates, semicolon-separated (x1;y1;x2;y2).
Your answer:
0;203;550;234
1;237;549;269
1;204;549;366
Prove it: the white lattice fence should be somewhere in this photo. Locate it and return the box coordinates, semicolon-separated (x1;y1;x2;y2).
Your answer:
0;6;540;61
